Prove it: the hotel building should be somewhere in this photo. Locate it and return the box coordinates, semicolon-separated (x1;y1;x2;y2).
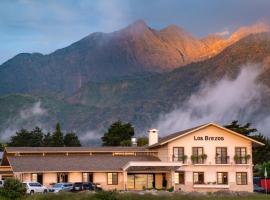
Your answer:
0;123;264;192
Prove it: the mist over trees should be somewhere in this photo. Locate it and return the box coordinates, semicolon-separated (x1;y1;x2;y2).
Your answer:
7;123;81;147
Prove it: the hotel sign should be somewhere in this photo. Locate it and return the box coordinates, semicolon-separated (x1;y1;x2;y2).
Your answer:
194;136;224;141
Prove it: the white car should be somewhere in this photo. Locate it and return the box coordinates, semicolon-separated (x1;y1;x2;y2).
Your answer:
0;180;4;188
23;182;48;194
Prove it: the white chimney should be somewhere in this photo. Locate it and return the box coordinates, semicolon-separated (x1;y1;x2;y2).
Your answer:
148;129;159;146
131;137;137;146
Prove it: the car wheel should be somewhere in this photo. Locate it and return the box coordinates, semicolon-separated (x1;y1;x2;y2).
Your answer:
44;189;48;193
30;190;34;195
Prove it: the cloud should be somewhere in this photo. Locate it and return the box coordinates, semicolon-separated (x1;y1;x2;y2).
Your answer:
20;101;47;119
0;101;48;141
79;130;102;145
153;65;269;136
215;28;230;37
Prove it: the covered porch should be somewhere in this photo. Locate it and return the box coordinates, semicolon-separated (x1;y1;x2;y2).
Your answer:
122;161;182;190
0;166;14;180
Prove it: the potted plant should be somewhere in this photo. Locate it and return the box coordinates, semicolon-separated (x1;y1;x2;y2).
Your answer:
245;154;251;160
191;155;198;163
234;155;240;162
200;154;207;161
182;155;188;163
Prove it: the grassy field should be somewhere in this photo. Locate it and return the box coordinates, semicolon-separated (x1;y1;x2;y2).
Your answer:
19;191;270;200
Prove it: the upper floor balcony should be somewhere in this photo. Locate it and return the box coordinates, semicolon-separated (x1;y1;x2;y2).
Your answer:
215;156;230;164
171;154;251;165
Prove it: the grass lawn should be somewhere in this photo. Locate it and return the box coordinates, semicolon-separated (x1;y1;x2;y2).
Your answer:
20;191;270;200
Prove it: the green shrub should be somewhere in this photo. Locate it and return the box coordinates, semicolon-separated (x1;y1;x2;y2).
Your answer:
94;190;118;200
167;186;174;192
0;178;26;199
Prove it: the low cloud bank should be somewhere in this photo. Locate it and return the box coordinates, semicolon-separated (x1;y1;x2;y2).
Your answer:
154;66;270;136
0;101;48;141
79;130;102;146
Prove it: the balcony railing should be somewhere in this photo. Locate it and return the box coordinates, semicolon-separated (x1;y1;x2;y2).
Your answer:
172;155;187;163
234;157;247;164
191;154;207;164
215;156;230;164
234;155;250;164
171;154;251;165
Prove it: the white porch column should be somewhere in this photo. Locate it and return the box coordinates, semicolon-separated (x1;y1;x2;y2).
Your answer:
123;170;127;191
170;170;175;190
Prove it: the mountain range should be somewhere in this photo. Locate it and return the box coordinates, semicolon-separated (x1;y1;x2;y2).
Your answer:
1;20;270;143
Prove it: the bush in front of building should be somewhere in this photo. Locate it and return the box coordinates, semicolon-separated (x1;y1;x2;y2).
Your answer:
94;190;118;200
0;178;26;199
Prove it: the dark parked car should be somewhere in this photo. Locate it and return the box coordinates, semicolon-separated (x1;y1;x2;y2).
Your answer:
254;184;266;193
73;182;84;191
82;182;95;191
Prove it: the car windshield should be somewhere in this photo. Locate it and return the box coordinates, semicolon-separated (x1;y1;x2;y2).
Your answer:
53;183;63;188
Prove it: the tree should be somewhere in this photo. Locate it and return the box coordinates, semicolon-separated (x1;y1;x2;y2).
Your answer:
8;127;44;147
102;121;134;146
43;132;53;146
254;161;270;177
137;137;148;147
224;120;257;136
30;127;44;147
250;134;270;165
64;132;81;147
0;178;26;199
9;129;30;146
224;120;270;165
51;123;64;147
120;140;131;146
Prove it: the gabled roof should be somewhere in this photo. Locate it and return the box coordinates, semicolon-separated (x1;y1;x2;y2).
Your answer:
8;155;160;172
148;122;265;148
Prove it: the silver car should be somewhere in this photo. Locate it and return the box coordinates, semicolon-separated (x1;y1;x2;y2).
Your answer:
49;183;73;193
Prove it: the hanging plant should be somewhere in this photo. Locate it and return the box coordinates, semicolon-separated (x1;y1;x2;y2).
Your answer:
234;155;240;162
191;155;198;162
200;154;207;160
245;154;251;161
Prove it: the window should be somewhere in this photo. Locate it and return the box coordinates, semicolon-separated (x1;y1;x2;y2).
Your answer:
217;172;228;184
216;147;228;164
235;147;247;164
82;172;93;182
192;147;204;164
31;173;37;182
174;172;185;184
57;173;68;183
173;147;185;162
107;172;118;185
236;172;247;185
193;172;204;184
31;173;43;184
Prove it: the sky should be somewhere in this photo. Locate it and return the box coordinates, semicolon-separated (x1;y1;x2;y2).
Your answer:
1;0;270;64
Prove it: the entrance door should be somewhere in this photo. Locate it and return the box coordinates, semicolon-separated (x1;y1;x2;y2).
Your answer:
89;173;93;182
127;174;154;190
37;174;43;185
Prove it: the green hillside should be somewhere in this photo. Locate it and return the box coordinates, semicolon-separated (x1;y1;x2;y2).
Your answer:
1;33;270;142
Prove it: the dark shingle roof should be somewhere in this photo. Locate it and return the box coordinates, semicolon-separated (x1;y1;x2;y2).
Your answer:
8;155;160;172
